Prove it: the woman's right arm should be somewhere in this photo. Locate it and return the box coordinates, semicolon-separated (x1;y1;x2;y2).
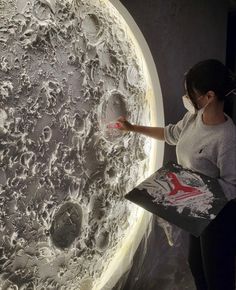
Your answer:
116;116;165;141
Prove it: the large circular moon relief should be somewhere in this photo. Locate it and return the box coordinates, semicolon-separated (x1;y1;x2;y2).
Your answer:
0;0;164;289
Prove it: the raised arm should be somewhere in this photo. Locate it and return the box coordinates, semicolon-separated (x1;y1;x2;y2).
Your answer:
116;116;165;141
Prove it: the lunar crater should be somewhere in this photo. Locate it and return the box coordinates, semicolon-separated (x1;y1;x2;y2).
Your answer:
50;202;83;249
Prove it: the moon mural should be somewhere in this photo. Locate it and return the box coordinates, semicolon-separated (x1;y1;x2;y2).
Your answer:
0;0;164;289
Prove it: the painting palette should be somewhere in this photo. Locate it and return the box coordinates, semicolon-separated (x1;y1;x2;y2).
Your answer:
125;162;228;236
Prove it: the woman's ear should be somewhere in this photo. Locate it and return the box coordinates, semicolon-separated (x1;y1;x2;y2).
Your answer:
206;90;216;101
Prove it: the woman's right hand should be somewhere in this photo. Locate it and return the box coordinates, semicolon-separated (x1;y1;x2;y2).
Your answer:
116;116;134;132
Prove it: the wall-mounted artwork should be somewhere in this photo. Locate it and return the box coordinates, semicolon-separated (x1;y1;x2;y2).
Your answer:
0;0;164;289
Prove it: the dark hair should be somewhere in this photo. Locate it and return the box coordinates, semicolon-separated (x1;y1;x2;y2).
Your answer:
185;59;236;104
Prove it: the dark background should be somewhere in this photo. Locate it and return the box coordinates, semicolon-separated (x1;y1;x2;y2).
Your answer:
113;1;236;289
120;0;235;164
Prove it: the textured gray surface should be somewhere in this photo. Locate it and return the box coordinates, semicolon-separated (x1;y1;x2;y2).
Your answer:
0;0;155;288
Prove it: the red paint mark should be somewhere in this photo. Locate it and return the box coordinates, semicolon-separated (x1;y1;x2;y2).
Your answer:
107;122;122;129
166;172;204;203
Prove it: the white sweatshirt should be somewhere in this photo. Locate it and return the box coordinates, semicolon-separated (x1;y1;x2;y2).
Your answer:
164;110;236;201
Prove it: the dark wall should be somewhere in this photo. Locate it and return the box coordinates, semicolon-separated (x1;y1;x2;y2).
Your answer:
120;0;228;163
225;10;236;123
226;11;236;72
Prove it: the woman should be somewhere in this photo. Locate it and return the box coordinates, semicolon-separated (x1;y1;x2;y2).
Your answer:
116;59;236;290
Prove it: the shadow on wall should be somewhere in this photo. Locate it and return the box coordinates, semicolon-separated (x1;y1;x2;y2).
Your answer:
113;219;195;290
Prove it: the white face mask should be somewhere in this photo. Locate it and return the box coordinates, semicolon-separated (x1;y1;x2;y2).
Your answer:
182;95;197;114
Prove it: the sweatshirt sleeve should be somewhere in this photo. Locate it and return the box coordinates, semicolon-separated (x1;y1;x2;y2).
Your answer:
217;146;236;201
164;112;192;146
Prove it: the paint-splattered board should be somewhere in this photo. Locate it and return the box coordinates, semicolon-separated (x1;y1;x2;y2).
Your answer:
125;162;228;236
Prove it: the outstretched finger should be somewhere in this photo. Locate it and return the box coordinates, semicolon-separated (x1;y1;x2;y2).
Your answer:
117;115;126;122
